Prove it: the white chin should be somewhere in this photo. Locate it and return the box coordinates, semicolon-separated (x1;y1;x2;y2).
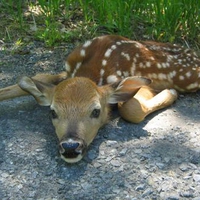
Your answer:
61;154;83;163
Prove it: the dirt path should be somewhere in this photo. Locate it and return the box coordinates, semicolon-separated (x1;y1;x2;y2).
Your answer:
0;41;200;200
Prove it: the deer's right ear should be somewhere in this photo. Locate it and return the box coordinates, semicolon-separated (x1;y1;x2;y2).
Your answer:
107;76;152;104
18;76;55;106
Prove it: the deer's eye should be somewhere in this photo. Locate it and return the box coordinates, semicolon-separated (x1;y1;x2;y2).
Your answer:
50;110;58;119
90;109;101;118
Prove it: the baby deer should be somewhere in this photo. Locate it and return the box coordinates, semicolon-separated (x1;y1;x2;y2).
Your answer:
0;35;199;163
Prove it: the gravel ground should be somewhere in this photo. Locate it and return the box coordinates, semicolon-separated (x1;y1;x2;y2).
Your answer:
0;41;200;200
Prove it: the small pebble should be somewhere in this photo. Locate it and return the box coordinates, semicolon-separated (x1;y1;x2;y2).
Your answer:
142;188;153;197
135;184;146;191
193;174;200;182
111;159;121;167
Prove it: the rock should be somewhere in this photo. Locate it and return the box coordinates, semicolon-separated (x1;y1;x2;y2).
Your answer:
190;154;200;164
180;191;193;198
119;148;128;156
106;140;118;146
135;184;146;191
140;169;149;179
81;182;91;190
87;150;97;160
134;149;142;154
111;159;121;167
156;162;165;169
179;163;190;171
141;188;153;197
192;197;200;200
160;192;180;200
193;173;200;183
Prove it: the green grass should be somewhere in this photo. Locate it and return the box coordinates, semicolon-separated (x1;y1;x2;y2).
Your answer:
0;0;199;47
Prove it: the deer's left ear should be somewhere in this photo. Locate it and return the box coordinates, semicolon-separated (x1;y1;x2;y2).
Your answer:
107;76;152;104
18;76;55;106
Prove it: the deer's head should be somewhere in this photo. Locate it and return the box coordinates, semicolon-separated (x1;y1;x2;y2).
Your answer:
18;76;151;163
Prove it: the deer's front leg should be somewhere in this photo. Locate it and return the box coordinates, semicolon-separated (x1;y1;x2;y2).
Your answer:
118;88;178;123
0;72;68;101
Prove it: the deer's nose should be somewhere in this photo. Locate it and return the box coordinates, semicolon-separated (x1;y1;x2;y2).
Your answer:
61;142;79;150
59;139;84;159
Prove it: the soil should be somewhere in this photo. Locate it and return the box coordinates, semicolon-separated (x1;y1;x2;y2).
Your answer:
0;40;200;200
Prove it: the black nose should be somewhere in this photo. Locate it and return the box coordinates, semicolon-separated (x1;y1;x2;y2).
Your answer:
61;142;79;150
60;140;82;159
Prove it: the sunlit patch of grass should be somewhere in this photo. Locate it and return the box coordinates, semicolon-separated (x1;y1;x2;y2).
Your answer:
0;0;199;48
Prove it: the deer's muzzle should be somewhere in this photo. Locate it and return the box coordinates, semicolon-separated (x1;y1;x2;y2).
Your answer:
59;138;87;163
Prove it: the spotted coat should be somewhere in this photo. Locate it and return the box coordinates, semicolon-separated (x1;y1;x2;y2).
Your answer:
65;35;200;92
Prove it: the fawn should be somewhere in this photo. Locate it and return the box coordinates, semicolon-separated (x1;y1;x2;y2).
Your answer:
0;35;200;163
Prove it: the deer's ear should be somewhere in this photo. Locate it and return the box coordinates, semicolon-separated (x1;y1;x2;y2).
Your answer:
18;76;55;106
108;76;151;104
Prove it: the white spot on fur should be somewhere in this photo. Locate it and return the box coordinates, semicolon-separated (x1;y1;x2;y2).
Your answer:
157;63;162;69
150;56;155;61
167;55;173;62
186;82;198;90
100;69;105;76
158;73;167;80
98;78;103;86
169;71;177;78
121;52;130;61
80;49;86;57
121;40;135;44
98;69;105;86
107;75;118;84
178;59;182;64
71;62;81;77
134;43;139;48
116;41;122;45
123;71;129;77
179;69;183;72
152;73;158;79
179;75;185;80
64;61;71;72
111;45;117;50
83;40;92;48
146;61;151;68
105;49;112;57
162;63;167;68
139;63;144;68
102;59;107;66
148;73;158;79
186;71;192;78
131;63;136;75
117;70;122;76
134;41;143;48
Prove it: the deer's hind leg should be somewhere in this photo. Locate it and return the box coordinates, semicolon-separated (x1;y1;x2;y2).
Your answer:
118;87;178;123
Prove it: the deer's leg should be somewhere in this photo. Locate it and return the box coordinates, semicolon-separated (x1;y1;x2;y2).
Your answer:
0;72;67;101
118;87;178;123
